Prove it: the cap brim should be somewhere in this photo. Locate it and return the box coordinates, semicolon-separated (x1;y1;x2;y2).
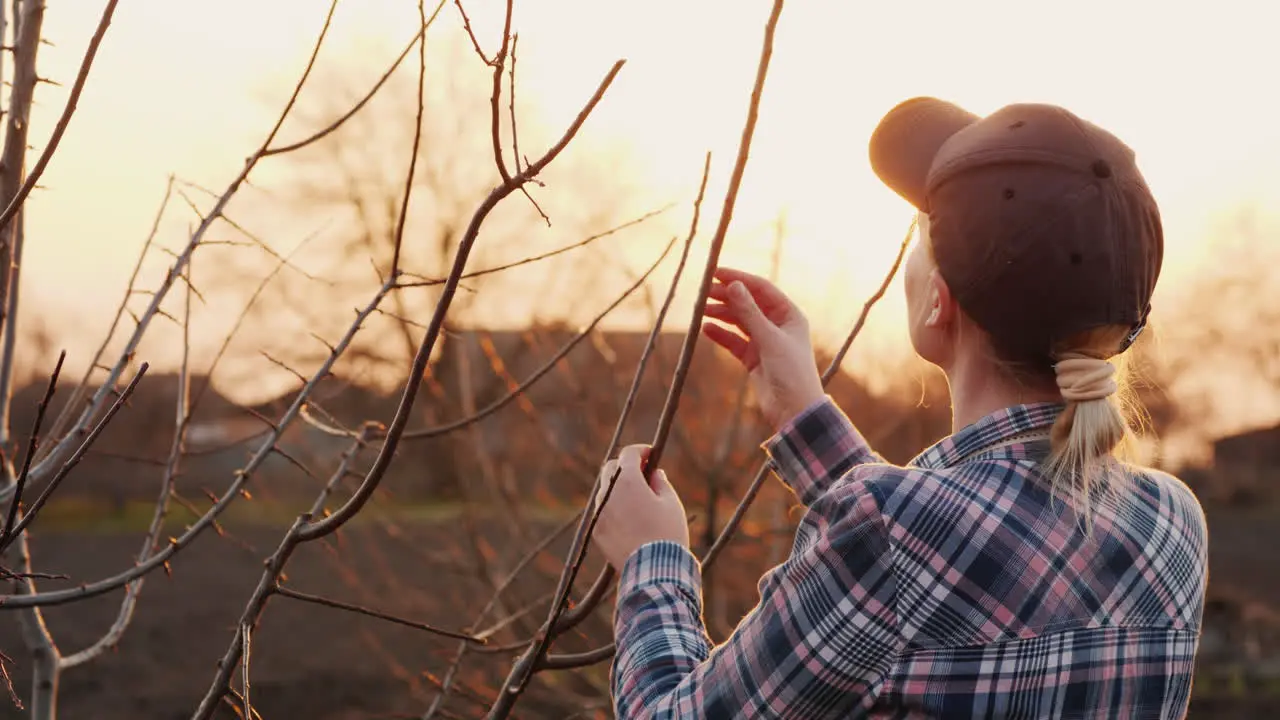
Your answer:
868;97;980;209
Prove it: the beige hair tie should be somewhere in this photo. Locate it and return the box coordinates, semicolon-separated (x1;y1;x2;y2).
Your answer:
1054;354;1117;402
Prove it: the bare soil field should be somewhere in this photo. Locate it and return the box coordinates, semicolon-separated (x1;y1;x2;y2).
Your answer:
0;500;1273;719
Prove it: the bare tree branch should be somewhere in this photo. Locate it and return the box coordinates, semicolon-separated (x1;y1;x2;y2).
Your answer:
541;215;917;670
1;350;63;542
294;58;625;545
394;203;672;289
0;280;397;610
271;584;488;643
522;0;790;677
484;148;715;717
20;0;351;488
262;0;447;157
58;272;194;669
389;0;433;274
402;234;676;441
0;363;149;553
189;425;375;720
0;0;119;234
488;0;516;181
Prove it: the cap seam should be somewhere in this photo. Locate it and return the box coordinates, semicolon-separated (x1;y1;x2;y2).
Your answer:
927;147;1088;194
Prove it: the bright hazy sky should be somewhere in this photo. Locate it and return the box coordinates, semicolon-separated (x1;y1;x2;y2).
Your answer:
20;1;1280;441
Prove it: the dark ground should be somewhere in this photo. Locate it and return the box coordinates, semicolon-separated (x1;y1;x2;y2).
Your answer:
0;512;615;720
0;500;1274;719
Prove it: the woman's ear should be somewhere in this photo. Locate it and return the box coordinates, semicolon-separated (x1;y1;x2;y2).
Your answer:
925;269;956;329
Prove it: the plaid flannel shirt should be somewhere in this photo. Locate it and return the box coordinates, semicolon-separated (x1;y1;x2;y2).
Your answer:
611;396;1208;719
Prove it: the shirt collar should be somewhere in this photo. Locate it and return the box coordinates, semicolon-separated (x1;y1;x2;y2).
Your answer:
911;402;1064;470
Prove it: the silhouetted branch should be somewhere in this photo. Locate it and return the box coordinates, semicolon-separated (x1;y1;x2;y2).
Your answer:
542;0;788;653
1;351;63;541
262;0;447;157
0;0;119;234
271;584;488;643
19;0;348;490
0;281;398;610
542;215;917;670
485;149;713;717
489;0;516;181
394;203;672;289
389;0;430;274
402;234;676;440
190;425;375;720
554;153;711;634
59;273;196;670
0;363;149;554
453;0;493;66
294;58;625;545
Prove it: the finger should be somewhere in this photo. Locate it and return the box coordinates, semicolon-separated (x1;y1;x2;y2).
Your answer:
594;459;620;510
726;280;777;338
701;321;749;360
599;458;619;485
597;459;620;495
650;469;675;498
618;444;650;474
703;302;749;329
713;267;790;307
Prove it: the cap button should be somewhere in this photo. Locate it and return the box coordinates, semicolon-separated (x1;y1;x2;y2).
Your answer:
1091;159;1112;179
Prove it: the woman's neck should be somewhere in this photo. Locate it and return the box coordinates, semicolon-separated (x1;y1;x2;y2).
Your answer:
945;354;1061;433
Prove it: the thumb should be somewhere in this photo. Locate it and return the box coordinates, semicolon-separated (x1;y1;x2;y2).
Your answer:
728;281;775;337
648;469;675;497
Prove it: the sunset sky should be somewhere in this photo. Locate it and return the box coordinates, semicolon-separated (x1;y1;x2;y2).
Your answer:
17;1;1280;451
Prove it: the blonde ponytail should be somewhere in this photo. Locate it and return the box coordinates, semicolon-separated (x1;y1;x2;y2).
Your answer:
1043;326;1140;533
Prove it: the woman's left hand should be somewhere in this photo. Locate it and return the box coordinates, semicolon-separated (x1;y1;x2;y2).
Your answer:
591;444;690;570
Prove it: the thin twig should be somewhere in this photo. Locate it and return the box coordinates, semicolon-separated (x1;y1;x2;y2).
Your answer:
0;282;398;610
542;215;917;670
389;0;432;274
394;203;672;289
508;34;523;175
489;0;516;181
548;0;786;644
59;267;196;669
452;0;492;65
272;585;488;643
403;235;675;441
0;363;149;553
553;153;712;634
190;227;323;414
507;34;548;224
263;1;447;157
295;59;625;544
241;623;252;718
0;0;120;234
1;350;65;542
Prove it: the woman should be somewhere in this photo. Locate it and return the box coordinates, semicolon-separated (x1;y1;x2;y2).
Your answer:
591;97;1209;719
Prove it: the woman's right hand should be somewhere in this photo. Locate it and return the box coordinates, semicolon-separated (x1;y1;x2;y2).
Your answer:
701;267;826;431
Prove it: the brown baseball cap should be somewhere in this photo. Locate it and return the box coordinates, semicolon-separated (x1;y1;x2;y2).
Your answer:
868;97;1163;366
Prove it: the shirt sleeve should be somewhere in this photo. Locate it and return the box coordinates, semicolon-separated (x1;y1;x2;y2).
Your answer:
610;477;902;719
762;395;886;506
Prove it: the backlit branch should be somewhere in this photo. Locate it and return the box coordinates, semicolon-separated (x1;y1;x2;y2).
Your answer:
59;266;196;670
294;58;625;544
485;5;789;701
541;215;917;671
483;149;713;718
0;0;119;234
0;279;398;610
